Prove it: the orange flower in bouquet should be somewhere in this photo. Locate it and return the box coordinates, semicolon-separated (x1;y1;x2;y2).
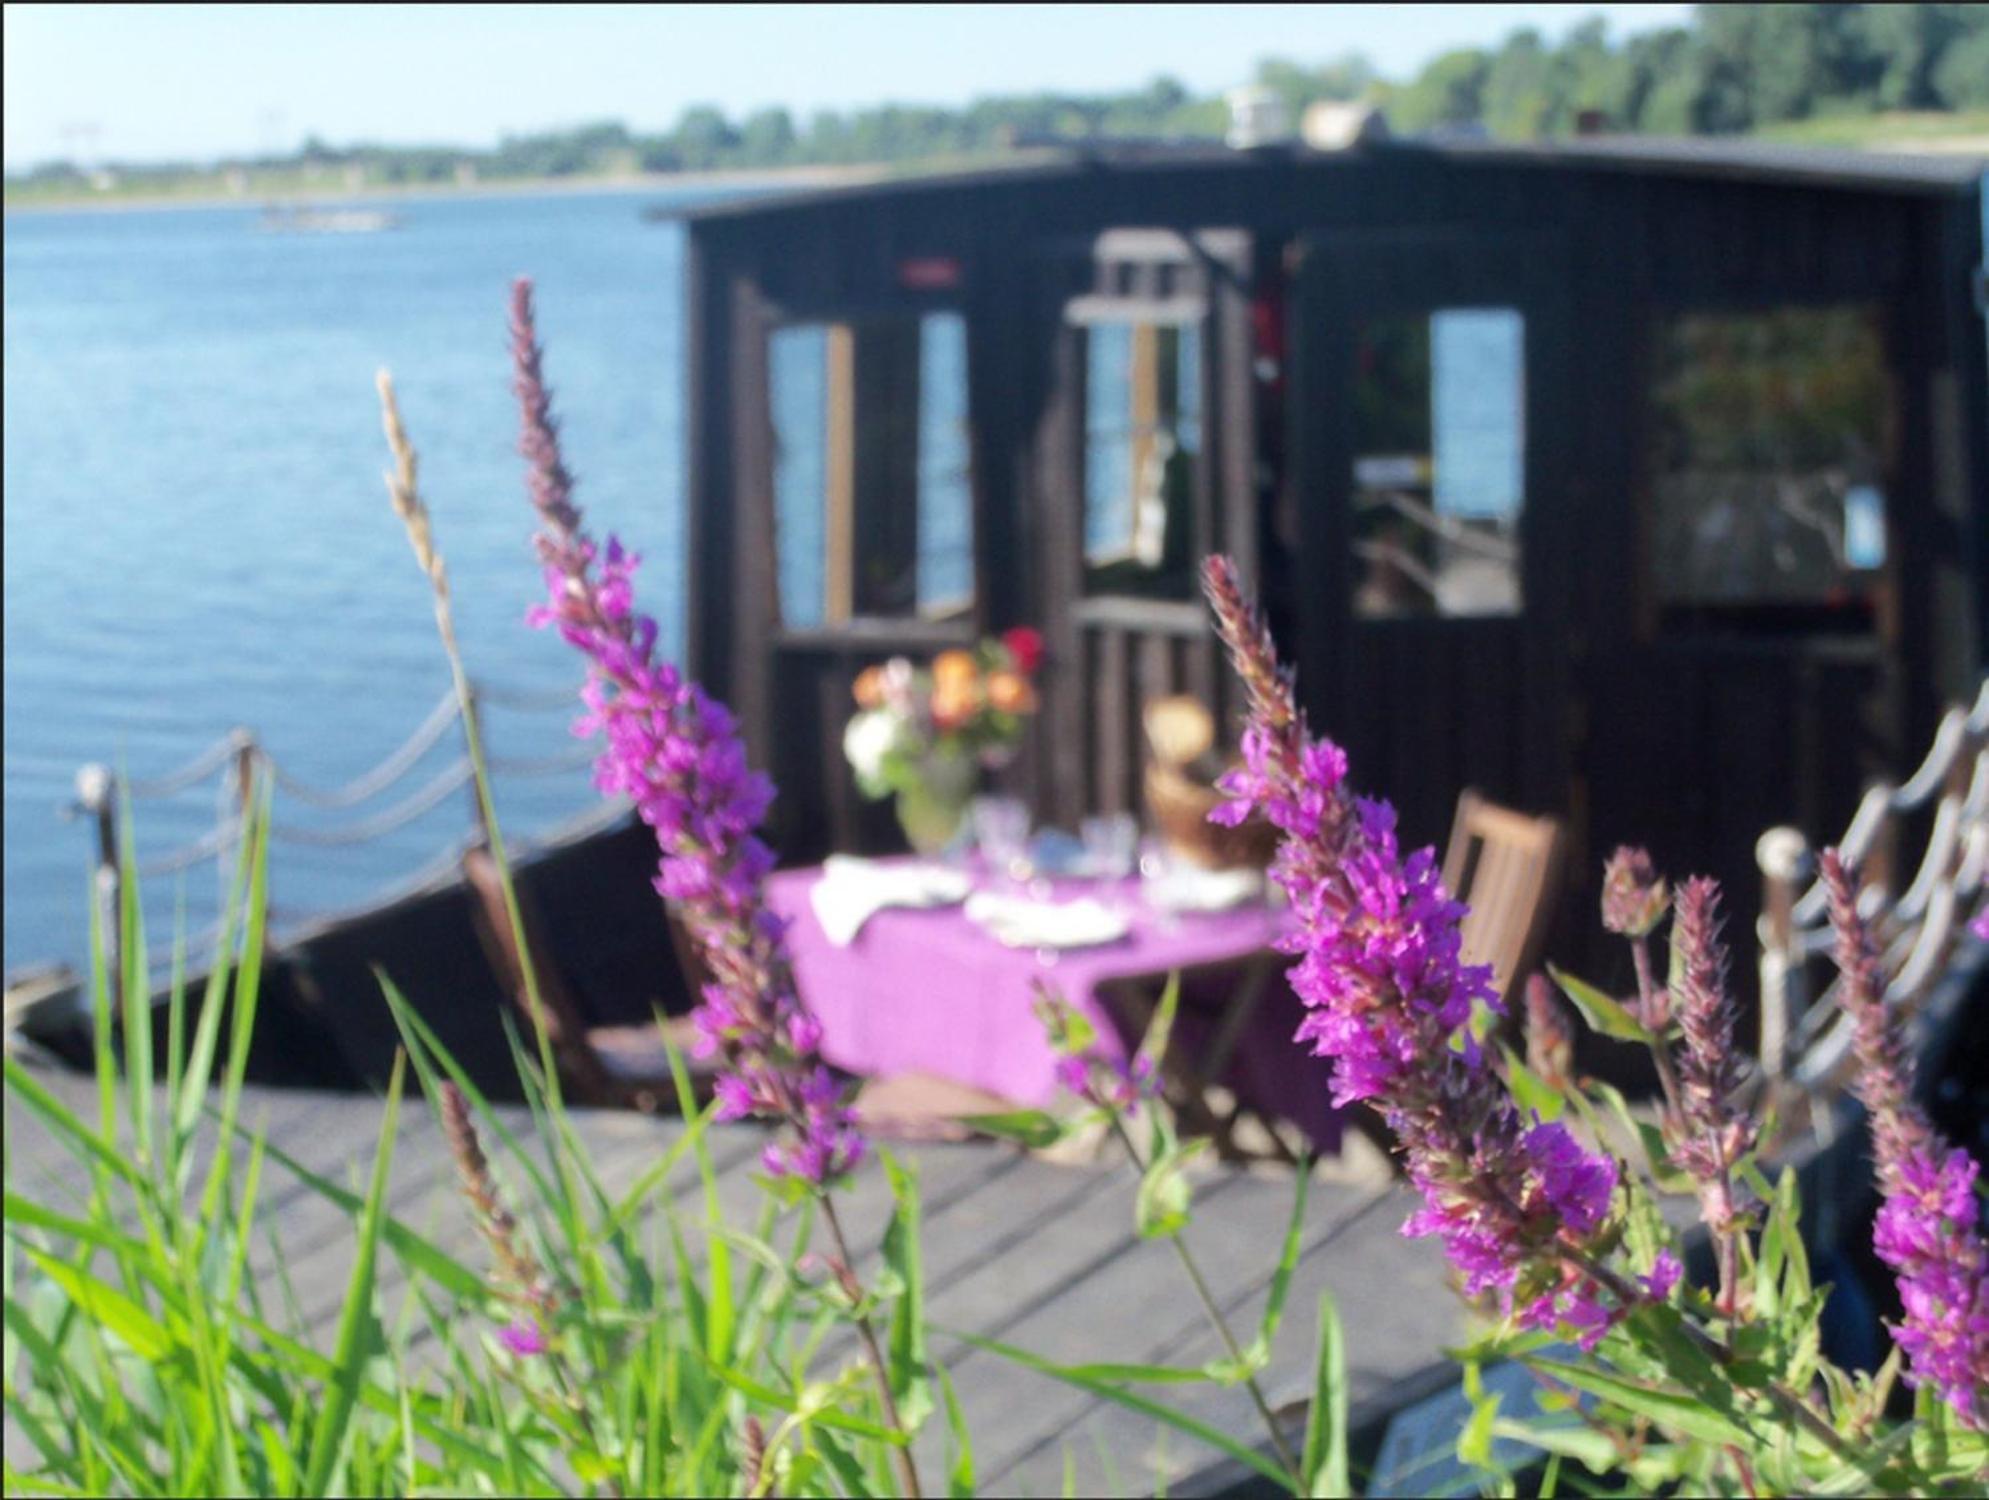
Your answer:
842;629;1045;852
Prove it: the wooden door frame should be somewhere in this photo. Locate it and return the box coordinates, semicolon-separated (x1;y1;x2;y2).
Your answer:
1285;226;1578;820
1029;227;1258;824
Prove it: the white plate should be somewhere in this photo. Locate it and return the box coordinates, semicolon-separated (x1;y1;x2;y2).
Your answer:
964;894;1130;950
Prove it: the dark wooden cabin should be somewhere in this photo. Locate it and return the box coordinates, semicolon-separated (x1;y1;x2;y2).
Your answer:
680;136;1988;983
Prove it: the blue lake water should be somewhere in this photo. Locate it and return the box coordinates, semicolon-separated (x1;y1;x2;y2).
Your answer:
3;188;734;973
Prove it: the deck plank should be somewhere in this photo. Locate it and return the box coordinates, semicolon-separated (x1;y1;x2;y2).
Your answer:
4;1071;1457;1492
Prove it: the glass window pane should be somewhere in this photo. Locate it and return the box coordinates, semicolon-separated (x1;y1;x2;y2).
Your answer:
917;312;972;615
1081;320;1201;597
1351;307;1525;619
768;313;974;627
770;324;827;629
1650;306;1888;627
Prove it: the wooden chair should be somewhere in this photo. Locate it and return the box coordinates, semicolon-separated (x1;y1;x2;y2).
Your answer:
462;847;711;1112
1440;789;1567;1005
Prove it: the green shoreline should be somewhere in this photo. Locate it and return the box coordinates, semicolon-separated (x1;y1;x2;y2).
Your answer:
2;162;884;216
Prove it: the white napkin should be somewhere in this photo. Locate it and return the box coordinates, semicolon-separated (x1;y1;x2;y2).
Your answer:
964;893;1130;950
810;856;971;947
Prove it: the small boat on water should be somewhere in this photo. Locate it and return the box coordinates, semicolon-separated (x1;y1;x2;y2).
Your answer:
257;204;401;234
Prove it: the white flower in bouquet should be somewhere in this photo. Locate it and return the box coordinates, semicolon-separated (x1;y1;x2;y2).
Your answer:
843;707;913;797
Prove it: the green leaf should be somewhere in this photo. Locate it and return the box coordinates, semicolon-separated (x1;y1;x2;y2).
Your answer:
1135;1137;1209;1239
1548;964;1651;1044
937;1364;976;1499
1301;1291;1349;1498
302;1052;403;1496
881;1154;934;1433
1135;972;1182;1077
698;1357;910;1444
1499;1046;1566;1122
948;1326;1292;1490
955;1108;1069;1148
1224;1159;1313;1379
1458;1387;1502;1470
1523;1356;1756;1447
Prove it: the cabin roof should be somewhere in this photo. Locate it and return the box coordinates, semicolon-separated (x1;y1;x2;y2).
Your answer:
675;134;1986;226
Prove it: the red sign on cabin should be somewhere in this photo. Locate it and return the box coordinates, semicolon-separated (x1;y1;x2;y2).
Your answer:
897;256;962;290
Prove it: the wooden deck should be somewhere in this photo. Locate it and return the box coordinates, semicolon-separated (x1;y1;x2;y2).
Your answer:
4;1067;1461;1496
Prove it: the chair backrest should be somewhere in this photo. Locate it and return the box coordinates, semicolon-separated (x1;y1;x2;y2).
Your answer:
1440;789;1566;1004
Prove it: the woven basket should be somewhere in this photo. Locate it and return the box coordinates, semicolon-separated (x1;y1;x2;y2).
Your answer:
1143;761;1278;871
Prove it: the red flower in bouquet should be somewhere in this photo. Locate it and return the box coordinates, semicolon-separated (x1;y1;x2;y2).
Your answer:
1001;626;1044;675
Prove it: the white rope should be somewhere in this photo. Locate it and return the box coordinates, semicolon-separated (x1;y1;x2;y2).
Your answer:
473;680;582;713
134;821;240;877
268;687;461;807
485;744;599;777
124;732;246;799
270;758;473;847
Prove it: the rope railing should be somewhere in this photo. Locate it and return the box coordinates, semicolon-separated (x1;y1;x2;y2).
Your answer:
123;730;253;800
70;675;606;995
269;757;474;848
268;686;461;808
1756;675;1989;1091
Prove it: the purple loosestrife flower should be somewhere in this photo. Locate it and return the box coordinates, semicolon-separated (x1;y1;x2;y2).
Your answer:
1036;991;1158;1115
1822;849;1989;1429
1203;556;1620;1345
1665;879;1756;1238
1600;846;1669;939
498;1318;548;1358
510;278;861;1186
440;1082;557;1348
1972;907;1989;943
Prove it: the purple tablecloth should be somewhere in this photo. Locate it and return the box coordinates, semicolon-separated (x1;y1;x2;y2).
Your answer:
766;863;1343;1153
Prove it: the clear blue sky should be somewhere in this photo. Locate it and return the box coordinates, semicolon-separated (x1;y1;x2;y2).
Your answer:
3;3;1693;170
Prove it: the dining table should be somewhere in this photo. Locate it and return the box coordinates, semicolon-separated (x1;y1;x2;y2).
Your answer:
763;859;1344;1154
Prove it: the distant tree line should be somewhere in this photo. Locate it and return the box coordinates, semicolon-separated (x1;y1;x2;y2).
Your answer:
11;4;1987;192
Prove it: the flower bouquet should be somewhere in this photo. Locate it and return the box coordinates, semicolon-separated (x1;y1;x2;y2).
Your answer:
843;628;1043;855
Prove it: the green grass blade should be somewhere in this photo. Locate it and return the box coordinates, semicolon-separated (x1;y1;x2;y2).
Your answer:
112;783;154;1166
301;1052;404;1496
3;1055;152;1196
173;794;254;1153
219;1108;485;1302
21;1249;173;1363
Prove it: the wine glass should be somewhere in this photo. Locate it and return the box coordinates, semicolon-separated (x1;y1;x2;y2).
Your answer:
971;795;1032;888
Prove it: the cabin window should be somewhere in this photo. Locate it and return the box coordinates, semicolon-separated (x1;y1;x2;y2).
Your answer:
1079;318;1203;598
1349;308;1526;619
770;311;973;628
1649;305;1889;631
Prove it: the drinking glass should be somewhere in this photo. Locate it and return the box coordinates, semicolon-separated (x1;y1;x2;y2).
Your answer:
971;795;1032;885
1080;812;1140;882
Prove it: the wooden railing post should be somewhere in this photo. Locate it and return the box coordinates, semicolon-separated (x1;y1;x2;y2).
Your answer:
75;763;119;1009
1756;825;1812;1080
225;728;259;921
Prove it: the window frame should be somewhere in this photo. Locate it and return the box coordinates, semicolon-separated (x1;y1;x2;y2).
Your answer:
1633;292;1900;646
760;300;979;637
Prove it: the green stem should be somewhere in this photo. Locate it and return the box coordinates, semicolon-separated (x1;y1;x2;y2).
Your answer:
1107;1114;1305;1490
819;1194;925;1499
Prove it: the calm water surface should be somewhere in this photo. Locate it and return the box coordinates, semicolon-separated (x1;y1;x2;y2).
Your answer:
4;188;729;972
